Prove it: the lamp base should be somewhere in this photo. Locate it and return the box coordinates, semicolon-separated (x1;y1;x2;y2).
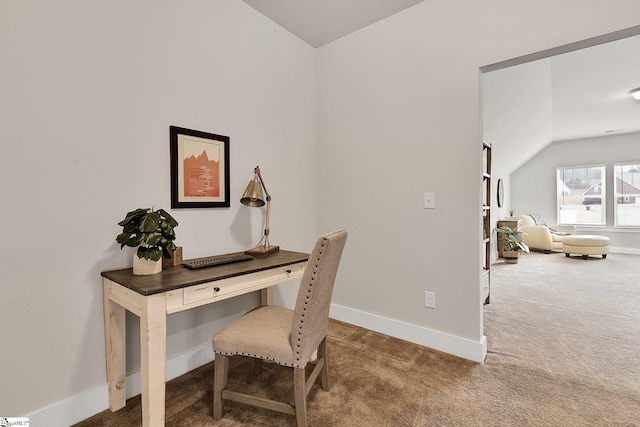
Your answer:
245;245;280;258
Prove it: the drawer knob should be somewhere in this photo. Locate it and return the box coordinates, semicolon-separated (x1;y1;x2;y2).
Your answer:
286;269;292;274
214;287;220;292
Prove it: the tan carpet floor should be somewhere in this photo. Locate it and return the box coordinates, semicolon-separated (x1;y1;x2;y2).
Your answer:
75;251;640;426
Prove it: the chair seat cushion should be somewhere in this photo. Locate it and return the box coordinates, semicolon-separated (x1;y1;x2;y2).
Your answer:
213;305;297;367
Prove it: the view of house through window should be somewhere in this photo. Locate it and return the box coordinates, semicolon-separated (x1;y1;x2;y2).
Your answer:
614;162;640;227
557;165;606;226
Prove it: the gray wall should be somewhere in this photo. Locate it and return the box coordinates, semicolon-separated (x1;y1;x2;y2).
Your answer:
512;132;640;250
1;0;317;418
317;0;640;348
3;0;640;423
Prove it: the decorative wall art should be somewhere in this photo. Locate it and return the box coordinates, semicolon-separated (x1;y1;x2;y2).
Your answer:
170;126;230;208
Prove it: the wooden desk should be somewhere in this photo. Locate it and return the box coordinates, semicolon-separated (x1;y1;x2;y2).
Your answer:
101;250;309;427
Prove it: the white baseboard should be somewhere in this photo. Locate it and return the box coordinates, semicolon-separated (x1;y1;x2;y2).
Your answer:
610;246;640;255
329;303;487;363
26;343;216;427
28;305;487;426
26;382;108;427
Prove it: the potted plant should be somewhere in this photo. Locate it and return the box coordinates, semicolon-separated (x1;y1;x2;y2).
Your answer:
497;226;529;264
116;207;179;275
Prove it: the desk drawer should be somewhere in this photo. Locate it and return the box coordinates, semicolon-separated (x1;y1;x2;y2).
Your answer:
168;262;306;311
181;277;266;304
183;283;218;305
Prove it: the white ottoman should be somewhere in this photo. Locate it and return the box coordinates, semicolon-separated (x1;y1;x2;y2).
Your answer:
562;235;610;259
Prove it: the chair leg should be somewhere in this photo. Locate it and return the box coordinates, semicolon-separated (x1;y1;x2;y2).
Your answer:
213;354;229;419
293;367;307;427
318;337;330;391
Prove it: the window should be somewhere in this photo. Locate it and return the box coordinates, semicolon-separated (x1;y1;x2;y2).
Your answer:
614;162;640;227
557;165;605;226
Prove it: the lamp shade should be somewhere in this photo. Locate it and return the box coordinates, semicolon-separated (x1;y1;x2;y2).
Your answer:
632;88;640;100
241;178;265;207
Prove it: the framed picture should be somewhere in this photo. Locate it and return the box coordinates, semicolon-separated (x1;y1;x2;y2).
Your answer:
170;126;230;208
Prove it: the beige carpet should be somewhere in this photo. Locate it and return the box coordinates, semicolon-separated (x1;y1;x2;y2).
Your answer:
75;252;640;426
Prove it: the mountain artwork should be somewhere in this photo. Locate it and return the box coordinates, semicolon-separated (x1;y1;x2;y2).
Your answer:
183;150;220;197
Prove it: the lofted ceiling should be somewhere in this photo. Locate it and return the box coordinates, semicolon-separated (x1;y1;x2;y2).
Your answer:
550;34;640;142
241;2;640;170
485;32;640;173
241;0;424;48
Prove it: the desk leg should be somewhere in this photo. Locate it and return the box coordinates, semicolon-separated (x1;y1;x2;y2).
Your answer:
260;287;274;306
140;293;167;427
103;281;126;411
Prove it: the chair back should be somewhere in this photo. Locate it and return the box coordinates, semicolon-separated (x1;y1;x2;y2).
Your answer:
291;230;347;368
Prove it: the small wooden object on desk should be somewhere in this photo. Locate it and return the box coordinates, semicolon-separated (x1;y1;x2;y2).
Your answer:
497;218;521;258
245;244;279;257
162;246;183;267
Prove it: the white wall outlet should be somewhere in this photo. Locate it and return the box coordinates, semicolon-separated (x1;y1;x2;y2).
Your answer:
424;291;436;309
424;192;435;209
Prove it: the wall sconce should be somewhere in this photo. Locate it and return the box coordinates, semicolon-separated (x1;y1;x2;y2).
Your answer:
630;87;640;100
241;166;279;257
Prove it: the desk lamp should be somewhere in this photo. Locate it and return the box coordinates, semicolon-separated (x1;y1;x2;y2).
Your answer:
241;166;279;257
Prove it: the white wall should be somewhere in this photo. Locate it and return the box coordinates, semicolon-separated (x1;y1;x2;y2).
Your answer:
511;132;640;250
0;0;316;420
483;59;554;178
316;0;640;359
483;58;554;260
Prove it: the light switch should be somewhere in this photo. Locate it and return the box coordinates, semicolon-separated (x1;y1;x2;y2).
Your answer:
424;192;435;209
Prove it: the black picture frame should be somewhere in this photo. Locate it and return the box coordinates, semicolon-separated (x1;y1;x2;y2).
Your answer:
497;178;504;208
170;126;230;208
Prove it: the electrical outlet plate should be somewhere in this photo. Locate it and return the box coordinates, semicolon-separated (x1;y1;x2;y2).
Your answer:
424;291;435;309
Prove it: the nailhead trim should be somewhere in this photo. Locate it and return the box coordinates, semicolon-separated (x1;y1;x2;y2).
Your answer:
216;351;297;368
217;236;332;369
293;237;327;367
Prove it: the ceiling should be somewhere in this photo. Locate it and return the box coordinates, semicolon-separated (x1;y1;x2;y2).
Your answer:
241;1;640;157
549;34;640;142
241;0;424;48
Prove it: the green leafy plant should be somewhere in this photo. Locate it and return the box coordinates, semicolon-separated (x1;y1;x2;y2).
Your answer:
116;208;179;261
497;226;529;253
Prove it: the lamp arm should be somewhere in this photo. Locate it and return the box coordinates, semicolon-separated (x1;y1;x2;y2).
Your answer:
264;198;271;240
254;166;271;244
254;166;271;201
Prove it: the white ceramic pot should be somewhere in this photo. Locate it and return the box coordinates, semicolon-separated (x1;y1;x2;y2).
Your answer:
132;253;162;275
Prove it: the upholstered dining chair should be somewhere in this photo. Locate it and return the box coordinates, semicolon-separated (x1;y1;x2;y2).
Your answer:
212;229;348;427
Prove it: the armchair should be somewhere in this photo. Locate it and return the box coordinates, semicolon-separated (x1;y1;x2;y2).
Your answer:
515;214;575;253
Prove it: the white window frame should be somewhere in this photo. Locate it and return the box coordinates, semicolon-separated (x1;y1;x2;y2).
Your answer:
556;165;606;226
613;162;640;228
